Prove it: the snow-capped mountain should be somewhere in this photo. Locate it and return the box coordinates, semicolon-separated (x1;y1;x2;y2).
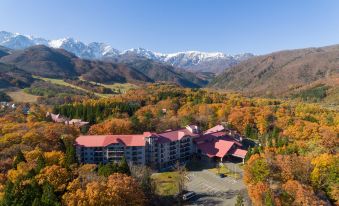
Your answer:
119;48;254;73
0;31;120;59
0;31;254;73
0;31;48;50
158;51;241;71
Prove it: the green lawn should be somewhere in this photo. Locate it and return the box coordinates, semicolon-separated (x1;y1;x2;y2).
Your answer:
208;164;241;179
152;172;179;196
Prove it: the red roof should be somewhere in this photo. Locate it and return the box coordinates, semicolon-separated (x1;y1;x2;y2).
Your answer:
154;128;199;143
204;124;225;134
197;139;235;158
76;133;150;147
194;132;242;147
194;131;226;144
231;148;247;158
75;127;200;147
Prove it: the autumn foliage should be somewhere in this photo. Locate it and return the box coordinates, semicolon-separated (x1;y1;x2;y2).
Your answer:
62;173;145;206
0;84;338;205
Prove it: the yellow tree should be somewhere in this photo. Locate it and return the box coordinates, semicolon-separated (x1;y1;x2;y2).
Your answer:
254;106;273;135
44;151;65;166
7;162;34;183
311;153;338;203
36;165;69;192
89;118;133;135
62;173;145;206
228;107;254;133
244;154;270;185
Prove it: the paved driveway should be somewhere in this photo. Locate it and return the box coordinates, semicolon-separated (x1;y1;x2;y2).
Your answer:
185;163;250;206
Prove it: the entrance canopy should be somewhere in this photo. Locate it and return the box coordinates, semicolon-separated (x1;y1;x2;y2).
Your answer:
231;148;247;159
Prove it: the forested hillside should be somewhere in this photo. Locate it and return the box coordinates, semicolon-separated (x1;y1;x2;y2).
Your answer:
0;45;207;87
0;46;10;58
0;63;35;88
210;45;339;100
0;84;337;205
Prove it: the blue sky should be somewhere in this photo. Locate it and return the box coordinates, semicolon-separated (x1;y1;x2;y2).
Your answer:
1;0;339;54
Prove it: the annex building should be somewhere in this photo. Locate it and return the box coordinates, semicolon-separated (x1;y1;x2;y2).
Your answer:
75;125;248;170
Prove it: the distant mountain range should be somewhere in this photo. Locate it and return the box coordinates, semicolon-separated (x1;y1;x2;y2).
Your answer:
0;45;207;88
0;31;253;73
1;30;337;106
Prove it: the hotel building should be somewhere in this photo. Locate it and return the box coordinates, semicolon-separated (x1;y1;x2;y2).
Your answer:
76;125;247;170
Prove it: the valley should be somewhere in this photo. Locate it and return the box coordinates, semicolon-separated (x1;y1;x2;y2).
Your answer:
0;30;338;206
0;31;253;73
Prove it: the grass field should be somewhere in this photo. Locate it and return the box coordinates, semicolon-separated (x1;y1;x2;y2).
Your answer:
34;76;138;97
6;90;39;103
208;164;241;179
33;75;96;93
100;82;138;93
78;76;138;93
152;172;179;196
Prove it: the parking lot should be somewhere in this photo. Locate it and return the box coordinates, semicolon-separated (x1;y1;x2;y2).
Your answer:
185;163;250;206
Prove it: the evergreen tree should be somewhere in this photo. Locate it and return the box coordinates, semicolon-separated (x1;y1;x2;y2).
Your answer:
26;169;36;179
264;192;275;206
41;183;60;206
251;128;259;140
274;134;279;147
98;162;118;177
268;136;273;147
244;124;252;138
130;115;141;133
235;193;245;206
16;180;42;205
75;105;80;119
63;138;76;167
32;198;43;206
36;154;46;173
95;104;101;121
144;111;154;131
118;157;131;175
272;127;280;138
252;146;259;155
13;150;26;168
244;147;252;162
1;180;15;206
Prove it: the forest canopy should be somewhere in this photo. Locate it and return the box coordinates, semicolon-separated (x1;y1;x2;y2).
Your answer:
0;84;338;205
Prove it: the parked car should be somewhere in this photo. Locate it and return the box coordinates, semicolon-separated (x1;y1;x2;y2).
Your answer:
182;191;196;201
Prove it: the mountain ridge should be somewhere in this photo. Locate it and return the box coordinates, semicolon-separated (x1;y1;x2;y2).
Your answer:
0;31;253;73
0;45;206;88
209;44;339;98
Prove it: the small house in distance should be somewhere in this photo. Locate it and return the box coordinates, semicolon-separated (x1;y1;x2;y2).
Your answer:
46;112;89;128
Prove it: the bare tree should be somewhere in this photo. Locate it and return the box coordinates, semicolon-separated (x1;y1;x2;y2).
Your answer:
216;161;221;175
175;162;188;205
130;165;156;201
